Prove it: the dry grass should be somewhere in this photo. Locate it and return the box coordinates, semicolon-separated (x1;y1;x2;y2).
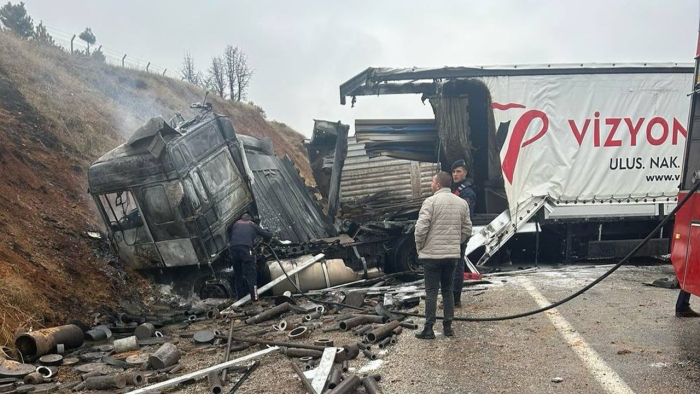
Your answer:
0;31;312;346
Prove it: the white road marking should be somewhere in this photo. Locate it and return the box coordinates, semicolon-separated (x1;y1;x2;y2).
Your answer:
519;277;635;394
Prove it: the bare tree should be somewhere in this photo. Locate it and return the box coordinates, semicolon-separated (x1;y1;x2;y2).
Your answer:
223;45;238;100
181;51;201;86
233;51;253;102
223;45;253;102
207;56;226;98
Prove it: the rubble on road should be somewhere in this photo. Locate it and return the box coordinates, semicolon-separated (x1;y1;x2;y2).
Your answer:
1;272;492;393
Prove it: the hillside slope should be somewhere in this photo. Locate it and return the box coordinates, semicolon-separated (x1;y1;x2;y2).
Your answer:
0;31;311;346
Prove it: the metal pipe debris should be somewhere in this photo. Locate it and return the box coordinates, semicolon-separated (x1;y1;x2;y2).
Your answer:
362;349;376;360
366;320;402;343
128;347;279;394
377;337;392;349
341;360;349;372
244;303;291;325
284;348;323;359
124;372;145;386
149;343;180;369
23;372;44;385
327;374;361;394
221;317;235;382
339;315;385;331
229;361;259;393
207;371;223;394
290;361;317;394
328;368;343;389
84;375;127;390
230;337;326;352
135;323;156;339
15;324;84;359
114;336;139;354
361;375;384;394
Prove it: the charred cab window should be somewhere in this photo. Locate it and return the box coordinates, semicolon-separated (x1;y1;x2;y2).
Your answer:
191;171;210;204
171;147;187;170
183;178;200;210
100;191;143;230
200;152;238;195
143;185;175;224
188;124;224;161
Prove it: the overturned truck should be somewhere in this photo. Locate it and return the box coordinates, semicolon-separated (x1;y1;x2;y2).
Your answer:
87;104;405;298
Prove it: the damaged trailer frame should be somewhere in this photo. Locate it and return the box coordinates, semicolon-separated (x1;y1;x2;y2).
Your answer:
336;64;694;264
87;102;413;298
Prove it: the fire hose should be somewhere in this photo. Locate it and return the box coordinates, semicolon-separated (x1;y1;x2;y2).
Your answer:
265;179;700;322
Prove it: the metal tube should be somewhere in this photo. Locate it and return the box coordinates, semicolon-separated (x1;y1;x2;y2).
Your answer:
15;324;84;359
361;349;376;360
290;361;316;394
400;321;418;330
341;360;349;372
392;326;403;336
328;368;343;389
377;337;391;349
366;320;402;343
327;374;361;394
207;371;223;394
353;324;373;336
339;315;384;331
244;303;291;325
284;348;323;359
221;317;235;382
357;342;371;352
229;361;259;392
361;375;384;394
230;337;326;352
128;347;279;394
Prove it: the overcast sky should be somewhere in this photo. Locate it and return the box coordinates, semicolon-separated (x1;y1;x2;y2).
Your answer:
22;0;699;137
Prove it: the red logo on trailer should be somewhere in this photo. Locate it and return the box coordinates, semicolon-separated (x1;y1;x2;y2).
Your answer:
495;102;549;184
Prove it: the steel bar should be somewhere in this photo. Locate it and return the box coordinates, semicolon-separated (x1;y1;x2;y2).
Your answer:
290;361;317;394
221;318;235;382
228;361;259;393
129;347;279;394
228;254;325;309
244;303;291;325
311;347;337;393
230;337;326;352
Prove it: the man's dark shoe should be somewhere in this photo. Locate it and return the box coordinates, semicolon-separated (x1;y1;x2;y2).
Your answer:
676;309;700;318
443;323;454;337
415;326;435;340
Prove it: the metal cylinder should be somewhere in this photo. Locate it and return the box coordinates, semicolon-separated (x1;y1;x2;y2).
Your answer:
124;372;144;386
313;338;334;347
290;361;316;394
284;348;323;359
84;329;107;341
149;343;180;370
357;342;371;352
366;320;402;343
390;335;398;345
304;358;316;371
23;372;44;385
36;366;56;378
288;326;310;340
208;371;223;394
392;326;403;336
328;368;343;389
303;311;322;322
341;360;349;372
378;337;392;349
84;375;127;390
361;375;384;394
339;315;384;331
353;324;373;337
134;323;156;339
245;303;291;325
15;324;84;359
362;349;376;360
400;321;418;330
327;374;361;394
206;308;220;320
114;336;139;354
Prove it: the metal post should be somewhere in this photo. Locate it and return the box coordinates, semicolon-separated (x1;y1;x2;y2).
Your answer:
162;69;167;76
534;215;540;267
146;62;150;72
122;54;127;67
70;35;76;54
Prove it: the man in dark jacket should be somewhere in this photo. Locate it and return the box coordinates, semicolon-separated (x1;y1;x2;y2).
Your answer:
450;159;476;308
229;213;273;301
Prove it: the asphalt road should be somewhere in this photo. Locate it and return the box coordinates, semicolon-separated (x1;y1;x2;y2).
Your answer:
374;263;700;394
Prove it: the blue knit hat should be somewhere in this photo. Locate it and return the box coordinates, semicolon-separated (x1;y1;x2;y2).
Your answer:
451;159;467;172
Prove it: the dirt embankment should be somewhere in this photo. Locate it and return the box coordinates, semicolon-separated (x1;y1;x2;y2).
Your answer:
0;31;311;346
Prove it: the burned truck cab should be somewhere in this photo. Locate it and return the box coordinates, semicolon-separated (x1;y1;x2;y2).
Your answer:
88;114;254;271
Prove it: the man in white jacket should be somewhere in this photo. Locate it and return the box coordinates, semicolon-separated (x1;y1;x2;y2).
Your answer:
414;171;472;339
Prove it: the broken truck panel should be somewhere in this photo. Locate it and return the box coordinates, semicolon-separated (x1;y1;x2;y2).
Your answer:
355;119;439;162
242;144;338;244
88;114;254;269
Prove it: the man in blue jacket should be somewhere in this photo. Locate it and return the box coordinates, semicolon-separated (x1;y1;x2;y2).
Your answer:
229;213;273;301
450;159;476;308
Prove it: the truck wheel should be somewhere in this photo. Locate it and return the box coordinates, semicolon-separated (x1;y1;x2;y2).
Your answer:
392;234;420;273
197;277;233;299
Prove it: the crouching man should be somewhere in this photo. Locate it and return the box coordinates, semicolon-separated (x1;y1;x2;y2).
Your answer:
414;171;472;339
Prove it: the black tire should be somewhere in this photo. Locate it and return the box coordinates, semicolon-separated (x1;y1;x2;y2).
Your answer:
391;234;421;273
